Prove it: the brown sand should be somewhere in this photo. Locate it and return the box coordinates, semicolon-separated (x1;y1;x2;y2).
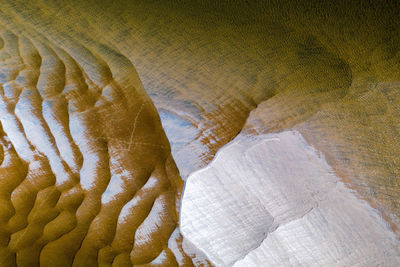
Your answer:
0;0;399;266
0;6;209;266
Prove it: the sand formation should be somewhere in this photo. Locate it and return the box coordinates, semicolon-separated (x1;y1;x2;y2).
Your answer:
0;3;208;266
0;0;399;266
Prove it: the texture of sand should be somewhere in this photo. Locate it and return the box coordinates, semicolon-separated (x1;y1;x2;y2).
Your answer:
0;0;399;266
181;131;400;266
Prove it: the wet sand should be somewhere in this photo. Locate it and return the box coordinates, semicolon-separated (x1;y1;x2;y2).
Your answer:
0;0;399;266
0;6;209;266
181;131;400;266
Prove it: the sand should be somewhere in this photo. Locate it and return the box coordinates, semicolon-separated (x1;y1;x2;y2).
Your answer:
0;0;399;266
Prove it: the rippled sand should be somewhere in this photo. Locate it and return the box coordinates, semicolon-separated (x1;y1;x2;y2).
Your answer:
0;5;209;266
0;1;399;266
